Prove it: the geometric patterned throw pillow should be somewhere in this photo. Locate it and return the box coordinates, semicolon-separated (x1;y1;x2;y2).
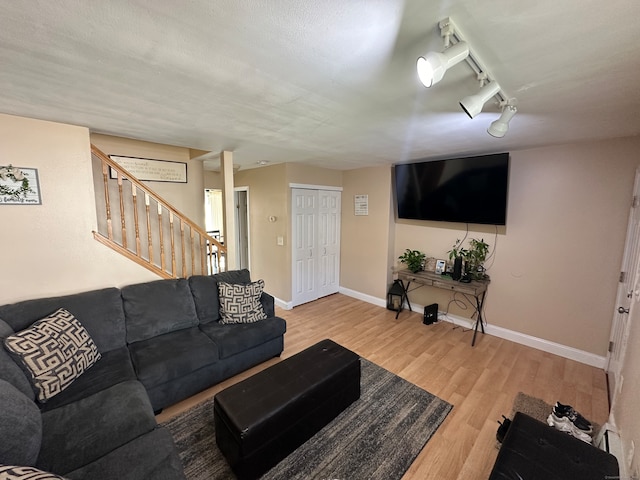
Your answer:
218;279;268;325
3;308;101;403
0;465;68;480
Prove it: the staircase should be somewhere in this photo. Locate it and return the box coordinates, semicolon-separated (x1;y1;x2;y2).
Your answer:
91;145;226;278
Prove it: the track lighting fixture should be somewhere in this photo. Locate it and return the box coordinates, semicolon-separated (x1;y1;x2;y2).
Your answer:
487;104;517;138
460;80;501;119
416;41;469;88
416;17;519;138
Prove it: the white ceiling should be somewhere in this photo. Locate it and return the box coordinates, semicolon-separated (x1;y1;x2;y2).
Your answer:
1;1;639;171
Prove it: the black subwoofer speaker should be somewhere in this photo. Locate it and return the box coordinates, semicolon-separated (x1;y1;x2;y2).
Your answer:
452;257;463;280
424;303;438;325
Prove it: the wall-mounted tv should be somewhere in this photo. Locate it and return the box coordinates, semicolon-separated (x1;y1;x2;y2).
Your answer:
394;153;509;225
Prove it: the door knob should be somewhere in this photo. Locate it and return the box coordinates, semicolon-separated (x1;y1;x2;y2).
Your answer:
618;306;630;314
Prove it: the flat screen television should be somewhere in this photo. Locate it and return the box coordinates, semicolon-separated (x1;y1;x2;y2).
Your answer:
394;152;509;225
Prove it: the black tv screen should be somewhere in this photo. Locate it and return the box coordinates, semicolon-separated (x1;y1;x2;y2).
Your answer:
394;153;509;225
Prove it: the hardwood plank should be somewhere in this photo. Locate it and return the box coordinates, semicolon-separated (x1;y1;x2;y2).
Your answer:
156;293;610;480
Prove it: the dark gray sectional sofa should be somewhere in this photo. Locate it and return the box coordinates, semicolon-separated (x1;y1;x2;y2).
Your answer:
0;269;286;479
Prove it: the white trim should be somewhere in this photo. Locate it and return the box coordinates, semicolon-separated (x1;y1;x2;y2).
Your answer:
338;288;607;368
289;182;343;191
338;286;387;308
274;296;293;310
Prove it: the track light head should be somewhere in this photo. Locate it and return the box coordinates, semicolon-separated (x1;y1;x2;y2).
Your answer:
488;105;517;138
459;81;501;118
417;41;469;88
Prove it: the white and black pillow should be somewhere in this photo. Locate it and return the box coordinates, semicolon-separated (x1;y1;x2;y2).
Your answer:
218;280;268;325
0;465;68;479
4;308;101;403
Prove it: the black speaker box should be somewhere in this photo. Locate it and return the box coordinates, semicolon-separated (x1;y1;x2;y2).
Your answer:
423;303;438;325
452;257;463;281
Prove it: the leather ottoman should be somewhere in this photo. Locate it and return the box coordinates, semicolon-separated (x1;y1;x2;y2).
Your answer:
214;339;361;479
489;412;619;480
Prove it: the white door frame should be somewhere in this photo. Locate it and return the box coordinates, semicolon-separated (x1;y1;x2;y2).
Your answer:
607;167;640;402
234;186;250;271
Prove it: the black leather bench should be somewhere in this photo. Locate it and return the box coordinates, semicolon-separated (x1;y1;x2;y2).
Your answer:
489;412;619;480
214;339;361;479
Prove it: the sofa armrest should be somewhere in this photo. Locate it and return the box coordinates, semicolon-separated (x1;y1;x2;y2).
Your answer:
260;292;275;317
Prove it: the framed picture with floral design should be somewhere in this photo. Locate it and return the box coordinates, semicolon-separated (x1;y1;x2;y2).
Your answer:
0;165;41;205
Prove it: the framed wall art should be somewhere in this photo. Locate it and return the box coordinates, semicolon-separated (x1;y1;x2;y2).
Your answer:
0;165;41;205
109;155;187;183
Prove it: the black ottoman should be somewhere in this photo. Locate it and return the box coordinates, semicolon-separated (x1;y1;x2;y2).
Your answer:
214;339;361;479
489;412;619;480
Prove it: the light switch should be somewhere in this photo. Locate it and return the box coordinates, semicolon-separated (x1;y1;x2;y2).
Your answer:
277;236;284;246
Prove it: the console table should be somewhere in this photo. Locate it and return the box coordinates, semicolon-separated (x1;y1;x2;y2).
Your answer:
394;269;490;346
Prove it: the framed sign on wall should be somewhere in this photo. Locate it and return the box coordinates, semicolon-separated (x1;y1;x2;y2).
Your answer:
109;155;187;183
0;165;41;205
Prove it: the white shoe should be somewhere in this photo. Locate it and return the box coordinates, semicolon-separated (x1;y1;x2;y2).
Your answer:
547;413;592;444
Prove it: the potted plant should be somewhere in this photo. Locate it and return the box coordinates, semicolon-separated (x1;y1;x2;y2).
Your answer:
398;249;426;273
465;238;489;279
448;238;490;280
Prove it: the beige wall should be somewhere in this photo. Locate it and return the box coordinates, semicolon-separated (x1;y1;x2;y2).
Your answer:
0;114;158;303
203;170;222;190
91;134;205;227
234;164;289;300
286;163;342;187
341;166;395;299
394;138;639;356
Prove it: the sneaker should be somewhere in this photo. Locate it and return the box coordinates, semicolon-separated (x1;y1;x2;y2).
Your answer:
547;412;592;444
553;402;593;433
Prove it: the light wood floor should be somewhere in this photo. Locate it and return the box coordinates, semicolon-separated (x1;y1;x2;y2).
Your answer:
157;293;610;480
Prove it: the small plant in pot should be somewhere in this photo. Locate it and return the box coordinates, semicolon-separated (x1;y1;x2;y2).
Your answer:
398;249;426;273
465;238;490;279
448;238;490;280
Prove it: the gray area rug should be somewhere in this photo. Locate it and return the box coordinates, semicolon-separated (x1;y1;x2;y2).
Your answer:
161;358;453;480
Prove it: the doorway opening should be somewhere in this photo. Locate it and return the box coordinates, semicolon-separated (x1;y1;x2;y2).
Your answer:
205;188;250;271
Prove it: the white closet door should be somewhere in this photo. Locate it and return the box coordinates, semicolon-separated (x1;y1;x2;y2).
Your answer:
318;190;341;297
292;189;318;306
291;188;341;307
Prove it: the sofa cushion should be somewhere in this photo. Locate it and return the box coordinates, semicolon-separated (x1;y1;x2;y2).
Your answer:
64;427;185;480
0;288;126;353
0;319;34;400
213;269;252;285
39;346;136;412
0;379;42;466
188;270;253;325
4;309;101;403
128;327;219;390
200;317;287;359
0;465;67;479
122;279;199;343
37;380;156;475
218;280;267;325
188;275;220;324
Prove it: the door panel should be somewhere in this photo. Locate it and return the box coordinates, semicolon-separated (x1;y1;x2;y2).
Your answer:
292;188;341;306
607;168;640;399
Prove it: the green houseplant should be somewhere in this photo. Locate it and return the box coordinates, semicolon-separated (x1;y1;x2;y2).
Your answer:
398;249;426;273
448;238;490;280
465;238;489;278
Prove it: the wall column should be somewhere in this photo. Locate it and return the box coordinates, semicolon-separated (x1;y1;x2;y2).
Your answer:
221;150;237;270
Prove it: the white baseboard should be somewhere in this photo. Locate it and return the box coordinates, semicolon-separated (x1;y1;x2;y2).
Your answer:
338;287;387;308
274;297;293;310
338;288;607;369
